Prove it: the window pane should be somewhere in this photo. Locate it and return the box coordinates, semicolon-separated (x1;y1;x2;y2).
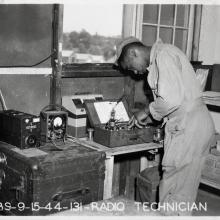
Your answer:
159;27;173;44
174;29;188;52
176;5;189;27
160;5;175;26
142;25;157;46
62;4;123;64
143;5;158;24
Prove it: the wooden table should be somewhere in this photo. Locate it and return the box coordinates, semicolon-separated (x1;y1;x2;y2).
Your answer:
75;138;163;200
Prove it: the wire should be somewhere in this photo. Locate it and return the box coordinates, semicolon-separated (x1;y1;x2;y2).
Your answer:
0;51;55;68
67;135;82;145
0;89;7;110
67;135;100;151
50;139;63;151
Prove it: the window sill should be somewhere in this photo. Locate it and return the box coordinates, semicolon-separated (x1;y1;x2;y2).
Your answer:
62;63;124;78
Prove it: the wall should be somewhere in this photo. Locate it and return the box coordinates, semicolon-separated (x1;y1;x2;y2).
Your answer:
0;74;50;116
198;5;220;65
198;5;220;133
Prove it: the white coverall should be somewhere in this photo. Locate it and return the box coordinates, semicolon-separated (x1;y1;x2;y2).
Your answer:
147;40;215;215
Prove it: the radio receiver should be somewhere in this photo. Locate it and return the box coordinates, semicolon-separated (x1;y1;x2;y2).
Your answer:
0;110;40;149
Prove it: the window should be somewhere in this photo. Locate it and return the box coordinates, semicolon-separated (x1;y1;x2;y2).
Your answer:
62;4;123;64
134;4;195;58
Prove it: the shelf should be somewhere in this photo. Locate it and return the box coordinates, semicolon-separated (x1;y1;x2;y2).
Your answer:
200;178;220;190
203;91;220;107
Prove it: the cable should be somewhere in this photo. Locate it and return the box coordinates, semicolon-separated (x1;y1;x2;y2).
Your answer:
0;89;7;110
67;135;100;151
0;51;55;68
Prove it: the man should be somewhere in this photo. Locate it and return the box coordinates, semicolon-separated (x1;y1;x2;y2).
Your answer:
115;37;215;215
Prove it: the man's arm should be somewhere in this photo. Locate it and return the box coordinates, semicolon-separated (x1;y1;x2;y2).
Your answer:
128;107;150;128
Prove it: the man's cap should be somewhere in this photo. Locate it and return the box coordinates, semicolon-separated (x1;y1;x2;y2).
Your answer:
115;36;141;65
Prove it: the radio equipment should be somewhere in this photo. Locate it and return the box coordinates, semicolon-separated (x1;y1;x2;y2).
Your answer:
40;105;68;144
85;99;157;148
0;110;40;149
62;94;103;137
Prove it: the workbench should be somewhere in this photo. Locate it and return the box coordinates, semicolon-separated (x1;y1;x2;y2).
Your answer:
76;139;163;200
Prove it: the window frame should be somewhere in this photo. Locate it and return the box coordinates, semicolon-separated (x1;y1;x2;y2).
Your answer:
62;63;124;78
134;4;195;58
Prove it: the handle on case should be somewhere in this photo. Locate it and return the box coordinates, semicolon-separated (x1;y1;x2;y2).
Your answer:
52;187;90;202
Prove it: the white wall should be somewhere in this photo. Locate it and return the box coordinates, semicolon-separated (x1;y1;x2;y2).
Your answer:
199;5;220;65
199;5;220;133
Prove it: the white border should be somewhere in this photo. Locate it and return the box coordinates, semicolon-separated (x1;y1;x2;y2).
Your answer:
1;0;220;5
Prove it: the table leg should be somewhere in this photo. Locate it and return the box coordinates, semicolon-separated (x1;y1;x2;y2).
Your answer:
103;155;114;200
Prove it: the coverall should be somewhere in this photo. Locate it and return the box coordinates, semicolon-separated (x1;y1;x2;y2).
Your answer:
147;39;215;215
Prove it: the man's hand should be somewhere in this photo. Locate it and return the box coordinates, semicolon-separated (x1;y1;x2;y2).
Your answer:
128;109;150;129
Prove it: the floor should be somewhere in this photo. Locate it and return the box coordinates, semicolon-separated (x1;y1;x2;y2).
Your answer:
1;184;220;216
193;184;220;216
52;184;220;216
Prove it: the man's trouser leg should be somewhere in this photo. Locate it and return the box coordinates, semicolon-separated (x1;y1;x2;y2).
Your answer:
159;104;215;216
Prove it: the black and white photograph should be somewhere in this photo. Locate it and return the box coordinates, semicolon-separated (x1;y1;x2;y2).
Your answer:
0;0;219;217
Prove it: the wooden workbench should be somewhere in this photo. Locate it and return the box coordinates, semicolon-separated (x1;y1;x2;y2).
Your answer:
74;138;163;199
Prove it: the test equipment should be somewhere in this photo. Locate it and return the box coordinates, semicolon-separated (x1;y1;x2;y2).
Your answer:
0;110;40;149
62;94;103;137
40;105;68;144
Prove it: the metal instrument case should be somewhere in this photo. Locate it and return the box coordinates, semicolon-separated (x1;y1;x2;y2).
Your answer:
85;99;156;148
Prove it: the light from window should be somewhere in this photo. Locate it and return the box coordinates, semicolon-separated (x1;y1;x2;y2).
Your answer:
62;4;123;64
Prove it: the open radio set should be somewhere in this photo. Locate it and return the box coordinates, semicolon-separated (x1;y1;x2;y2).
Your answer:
84;98;157;147
0;94;161;149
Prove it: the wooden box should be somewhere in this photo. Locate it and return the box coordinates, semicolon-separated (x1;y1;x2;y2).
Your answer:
85;99;156;148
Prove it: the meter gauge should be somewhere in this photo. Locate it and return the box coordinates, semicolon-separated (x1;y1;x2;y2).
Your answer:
53;116;63;128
